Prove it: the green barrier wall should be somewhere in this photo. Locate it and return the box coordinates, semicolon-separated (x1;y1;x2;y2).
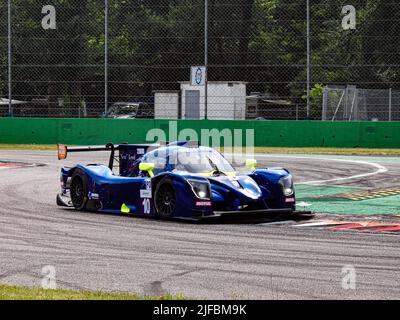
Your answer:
0;118;399;148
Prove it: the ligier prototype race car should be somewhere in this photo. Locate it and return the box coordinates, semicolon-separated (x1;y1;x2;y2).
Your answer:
57;142;310;221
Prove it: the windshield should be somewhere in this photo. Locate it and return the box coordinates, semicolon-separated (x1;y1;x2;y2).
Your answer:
172;148;235;174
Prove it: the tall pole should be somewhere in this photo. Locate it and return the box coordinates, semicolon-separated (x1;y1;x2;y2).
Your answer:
389;88;392;122
104;0;109;114
306;0;311;119
8;0;12;116
204;0;208;120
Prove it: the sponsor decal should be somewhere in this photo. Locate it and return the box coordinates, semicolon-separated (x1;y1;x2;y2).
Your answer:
195;201;212;207
145;179;151;190
140;179;152;198
137;148;145;155
285;197;295;203
121;154;136;160
140;189;152;199
88;192;100;200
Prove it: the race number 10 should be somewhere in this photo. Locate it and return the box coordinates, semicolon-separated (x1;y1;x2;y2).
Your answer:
142;199;151;214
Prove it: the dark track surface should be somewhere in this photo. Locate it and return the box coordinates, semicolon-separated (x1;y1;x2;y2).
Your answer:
0;150;399;299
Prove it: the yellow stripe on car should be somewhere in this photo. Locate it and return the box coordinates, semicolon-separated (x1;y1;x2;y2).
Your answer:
121;203;130;213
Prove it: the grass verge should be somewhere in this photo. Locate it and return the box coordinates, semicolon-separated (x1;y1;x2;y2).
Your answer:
230;147;400;156
0;285;185;300
0;144;56;151
254;147;400;156
0;144;399;156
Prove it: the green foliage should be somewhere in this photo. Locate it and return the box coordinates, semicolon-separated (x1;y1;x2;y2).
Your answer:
302;83;325;118
1;0;398;116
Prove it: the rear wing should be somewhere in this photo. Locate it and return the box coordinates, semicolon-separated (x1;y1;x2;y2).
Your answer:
57;143;118;168
57;143;157;175
57;141;199;175
57;144;116;160
57;143;120;159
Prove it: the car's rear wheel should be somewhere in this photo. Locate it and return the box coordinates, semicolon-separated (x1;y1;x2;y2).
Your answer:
154;179;176;219
70;169;88;211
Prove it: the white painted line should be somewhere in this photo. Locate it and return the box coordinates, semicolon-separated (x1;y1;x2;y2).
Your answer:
292;221;348;228
260;220;296;226
301;158;388;185
230;154;389;186
297;202;312;207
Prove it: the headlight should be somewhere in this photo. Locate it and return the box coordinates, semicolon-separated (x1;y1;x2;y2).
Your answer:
187;179;211;199
279;175;294;196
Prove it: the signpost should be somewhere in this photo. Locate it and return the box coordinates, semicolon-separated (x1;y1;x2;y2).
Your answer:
105;0;109;114
191;66;206;120
190;66;206;86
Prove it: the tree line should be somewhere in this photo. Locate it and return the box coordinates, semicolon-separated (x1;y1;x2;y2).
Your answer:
0;0;398;116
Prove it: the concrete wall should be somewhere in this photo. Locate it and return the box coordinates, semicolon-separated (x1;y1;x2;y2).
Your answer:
0;118;399;148
154;91;180;120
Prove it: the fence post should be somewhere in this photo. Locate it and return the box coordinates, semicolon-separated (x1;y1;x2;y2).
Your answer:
389;88;392;122
204;0;208;120
306;0;311;119
104;0;109;115
7;0;12;116
322;87;328;120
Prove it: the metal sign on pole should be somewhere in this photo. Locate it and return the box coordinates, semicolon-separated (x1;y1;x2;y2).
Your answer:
104;0;109;114
8;0;12;117
204;0;208;120
190;66;206;86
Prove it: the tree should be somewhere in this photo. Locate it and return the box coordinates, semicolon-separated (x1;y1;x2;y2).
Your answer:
3;0;398;118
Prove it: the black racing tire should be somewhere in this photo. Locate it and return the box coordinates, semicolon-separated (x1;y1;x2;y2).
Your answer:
70;169;88;211
154;178;176;219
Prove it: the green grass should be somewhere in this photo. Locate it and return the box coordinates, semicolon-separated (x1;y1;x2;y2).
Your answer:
296;184;400;216
0;285;186;300
0;144;399;156
0;144;56;151
253;147;400;156
224;147;400;156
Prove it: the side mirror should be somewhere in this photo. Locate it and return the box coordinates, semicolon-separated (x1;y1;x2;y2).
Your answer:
139;162;155;177
245;159;257;172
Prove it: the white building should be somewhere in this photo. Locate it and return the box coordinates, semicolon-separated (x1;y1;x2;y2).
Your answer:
153;90;180;120
180;81;246;120
154;81;247;120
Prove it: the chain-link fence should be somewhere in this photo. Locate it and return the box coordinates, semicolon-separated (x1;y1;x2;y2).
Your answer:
1;0;399;120
322;86;400;121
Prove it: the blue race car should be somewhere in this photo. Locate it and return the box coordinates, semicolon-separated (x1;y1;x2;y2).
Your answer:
57;142;310;221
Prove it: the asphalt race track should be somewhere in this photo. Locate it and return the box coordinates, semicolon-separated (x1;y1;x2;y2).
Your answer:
0;150;399;299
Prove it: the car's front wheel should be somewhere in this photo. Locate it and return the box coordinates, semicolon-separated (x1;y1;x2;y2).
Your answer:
154;179;176;219
70;169;88;211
